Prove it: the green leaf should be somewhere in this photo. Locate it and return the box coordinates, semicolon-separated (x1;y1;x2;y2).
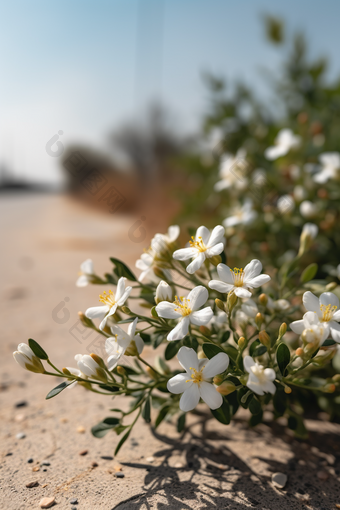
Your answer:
222;344;238;363
322;339;336;346
151;306;159;318
91;417;120;438
46;380;74;399
238;387;253;409
288;416;298;430
155;405;170;429
98;384;119;392
211;398;230;424
110;257;137;281
114;425;129;436
165;341;180;360
202;343;224;359
220;330;231;343
300;263;318;284
177;413;186;432
249;339;261;357
252;345;267;357
249;396;262;415
28;338;48;360
249;409;263;427
142;397;151;423
114;428;132;455
226;390;239;416
273;390;287;416
105;272;118;284
277;343;290;376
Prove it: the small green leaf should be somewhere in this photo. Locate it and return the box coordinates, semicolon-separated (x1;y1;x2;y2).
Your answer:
273;390;287;416
165;341;180;360
249;339;261;357
252;345;267;357
249;409;263;427
222;344;238;363
28;338;48;360
142;397;151;423
202;343;224;359
220;330;231;343
91;417;120;438
155;405;170;429
114;428;132;455
249;396;262;415
300;263;318;284
277;343;290;376
211;398;230;424
46;381;74;399
288;416;298;430
322;339;336;346
98;384;119;392
114;424;129;436
110;257;137;281
151;306;159;318
177;413;186;432
238;387;253;409
105;273;118;284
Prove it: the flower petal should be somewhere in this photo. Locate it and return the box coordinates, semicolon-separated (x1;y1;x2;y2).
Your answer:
332;310;340;322
199;382;223;410
303;291;320;313
105;338;126;357
173;247;197;261
202;352;229;378
234;287;252;298
196;226;210;245
115;277;127;302
246;380;264;395
320;292;340;310
207;225;225;247
190;307;214;326
127;317;138;337
243;355;255;373
206;242;225;257
167;225;180;242
186;252;206;274
76;275;89;287
167;317;190;341
155;301;180;319
117;287;132;306
290;319;305;334
208;280;233;294
80;259;93;274
177;346;199;372
216;263;234;284
85;306;108;320
107;354;121;371
134;334;144;354
187;286;208;310
330;322;340;343
167;373;189;394
247;274;271;288
264;368;276;381
179;384;200;412
243;259;262;281
303;311;320;328
262;380;276;395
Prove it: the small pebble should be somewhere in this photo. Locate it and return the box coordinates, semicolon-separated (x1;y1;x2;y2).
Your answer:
41;462;51;466
42;484;48;488
114;472;125;478
39;497;56;508
15;400;27;408
271;472;287;489
114;465;122;472
32;466;40;472
5;452;13;457
15;414;25;422
76;426;85;434
79;449;88;456
16;432;26;440
27;458;34;464
43;469;47;472
146;456;155;463
317;471;329;481
71;508;77;510
91;462;98;468
60;417;68;423
70;498;78;504
26;481;39;488
174;462;183;468
217;464;228;471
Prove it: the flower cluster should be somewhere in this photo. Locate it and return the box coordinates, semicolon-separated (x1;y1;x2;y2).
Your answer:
14;220;340;452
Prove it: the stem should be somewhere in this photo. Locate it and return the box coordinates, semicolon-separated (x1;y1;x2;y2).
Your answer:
47;360;64;375
137;355;163;377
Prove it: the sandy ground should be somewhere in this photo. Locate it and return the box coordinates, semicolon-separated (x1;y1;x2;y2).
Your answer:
1;192;340;510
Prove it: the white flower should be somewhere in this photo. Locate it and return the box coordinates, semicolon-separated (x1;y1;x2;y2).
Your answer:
313;152;340;183
241;298;258;317
267;298;290;312
155;280;173;304
105;318;144;370
302;223;318;239
277;195;295;214
173;225;225;274
135;229;177;283
156;286;213;341
167;347;229;411
244;356;276;396
209;260;271;299
76;259;95;287
160;225;180;245
13;343;45;373
223;200;257;228
85;277;132;330
74;354;107;382
264;129;300;160
214;149;248;192
299;314;329;347
290;291;340;343
300;200;317;219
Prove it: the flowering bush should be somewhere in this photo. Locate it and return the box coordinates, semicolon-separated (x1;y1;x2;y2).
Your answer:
14;220;340;453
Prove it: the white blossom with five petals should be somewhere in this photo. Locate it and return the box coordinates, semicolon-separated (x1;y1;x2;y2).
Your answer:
173;225;225;274
167;347;229;411
155;286;213;341
105;318;144;370
244;356;276;395
209;259;271;299
76;259;95;287
264;129;300;160
85;277;132;331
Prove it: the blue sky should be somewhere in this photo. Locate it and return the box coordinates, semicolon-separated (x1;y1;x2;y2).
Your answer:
0;0;339;184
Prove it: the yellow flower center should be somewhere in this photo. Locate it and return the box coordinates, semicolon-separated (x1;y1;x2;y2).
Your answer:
186;366;205;385
320;304;337;322
189;236;207;252
230;267;244;287
173;296;192;316
99;290;116;307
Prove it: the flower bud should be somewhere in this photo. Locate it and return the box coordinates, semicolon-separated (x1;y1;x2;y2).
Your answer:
227;291;238;312
238;336;246;349
332;374;340;383
125;340;139;357
259;293;268;306
62;368;72;376
117;366;126;375
325;282;337;291
153;266;165;279
213;375;223;385
199;325;211;337
298;222;318;256
90;353;106;368
279;323;287;338
259;330;270;348
255;313;264;329
78;311;95;328
121;306;132;315
324;383;336;393
216;381;236;396
295;348;304;357
284;385;292;394
155;281;172;304
215;298;225;311
13;343;45;374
